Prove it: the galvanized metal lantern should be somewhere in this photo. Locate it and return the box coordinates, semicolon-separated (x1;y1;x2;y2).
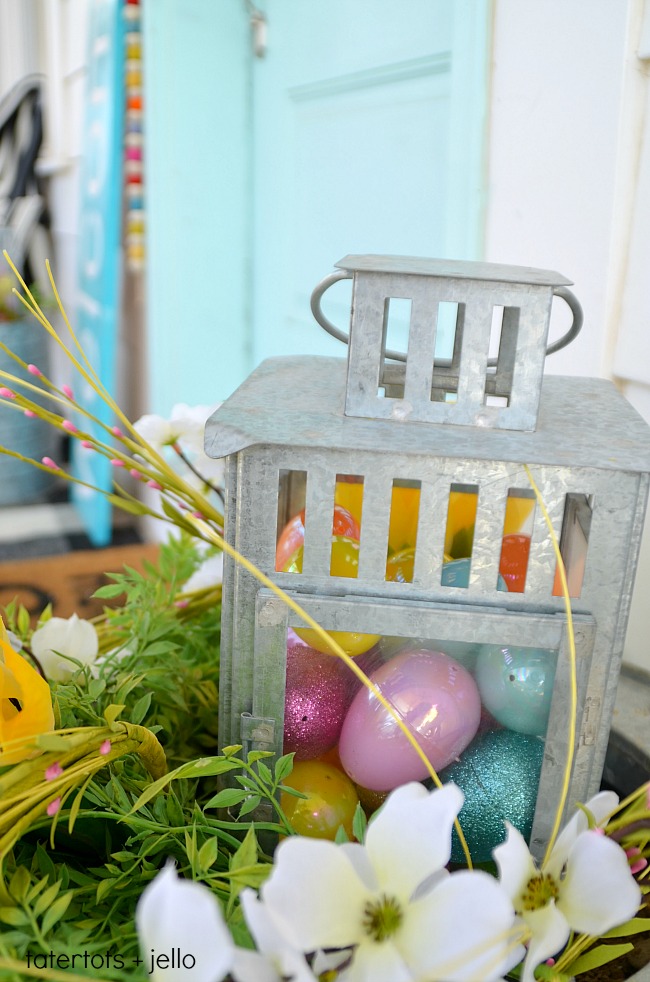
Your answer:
205;255;650;860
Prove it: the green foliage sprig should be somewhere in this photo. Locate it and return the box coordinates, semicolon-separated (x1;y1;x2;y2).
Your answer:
0;536;283;981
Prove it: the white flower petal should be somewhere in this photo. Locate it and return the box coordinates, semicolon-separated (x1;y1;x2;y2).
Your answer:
520;903;570;982
401;870;522;982
136;863;233;982
31;614;99;682
193;450;226;483
261;837;370;950
547;791;619;877
493;823;538;904
365;783;463;899
240;886;317;981
339;842;379;891
170;403;219;453
558;830;641;935
233;946;316;982
134;413;176;449
183;554;224;593
232;948;281;982
343;939;413;982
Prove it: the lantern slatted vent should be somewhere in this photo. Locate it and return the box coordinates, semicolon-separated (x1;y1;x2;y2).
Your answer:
207;255;650;861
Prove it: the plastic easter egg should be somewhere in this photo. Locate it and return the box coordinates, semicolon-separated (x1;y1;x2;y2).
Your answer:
334;478;364;526
287;538;380;657
443;729;544;863
475;644;557;736
503;496;535;536
444;490;478;558
498;534;531;592
283;535;360;578
294;627;380;659
315;745;344;769
354;782;389;816
387;485;421;554
339;649;481;791
283;633;351;759
552;550;586;597
441;557;508;593
435;640;482;672
280;760;359;840
385;547;415;583
276;505;360;572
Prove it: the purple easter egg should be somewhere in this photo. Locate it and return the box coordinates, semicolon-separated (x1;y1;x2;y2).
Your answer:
339;648;481;791
283;632;352;760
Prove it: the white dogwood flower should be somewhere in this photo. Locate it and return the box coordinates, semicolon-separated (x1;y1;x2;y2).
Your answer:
232;889;320;982
133;413;179;449
494;791;641;982
169;403;220;454
182;553;224;593
31;614;98;682
261;783;521;982
136;863;233;982
134;404;220;453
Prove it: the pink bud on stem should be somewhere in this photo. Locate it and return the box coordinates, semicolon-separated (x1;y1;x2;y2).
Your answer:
42;456;59;470
27;364;43;377
46;797;61;817
626;846;649;875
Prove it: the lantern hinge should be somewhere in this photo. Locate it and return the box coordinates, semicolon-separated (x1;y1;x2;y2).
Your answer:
581;695;602;746
240;712;276;753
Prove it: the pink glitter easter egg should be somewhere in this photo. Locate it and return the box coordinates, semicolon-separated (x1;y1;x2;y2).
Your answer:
283;631;352;760
339;648;481;791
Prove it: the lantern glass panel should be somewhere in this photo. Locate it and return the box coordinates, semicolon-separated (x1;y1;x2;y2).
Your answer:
249;588;596;860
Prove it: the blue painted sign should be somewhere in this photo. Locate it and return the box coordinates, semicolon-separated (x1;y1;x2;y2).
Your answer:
72;0;125;546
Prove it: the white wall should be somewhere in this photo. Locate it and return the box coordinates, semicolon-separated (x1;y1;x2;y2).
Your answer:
485;0;650;672
485;0;630;378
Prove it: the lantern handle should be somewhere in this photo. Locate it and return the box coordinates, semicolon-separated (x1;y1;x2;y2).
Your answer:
310;272;583;364
309;269;354;348
544;286;583;356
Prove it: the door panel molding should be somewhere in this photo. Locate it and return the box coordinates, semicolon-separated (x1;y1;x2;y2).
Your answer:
289;52;451;102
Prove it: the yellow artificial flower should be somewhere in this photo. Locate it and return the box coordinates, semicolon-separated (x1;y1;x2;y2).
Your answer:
0;619;55;766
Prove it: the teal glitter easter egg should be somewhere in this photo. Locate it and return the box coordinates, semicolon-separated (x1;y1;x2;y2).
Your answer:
443;729;544;864
475;645;557;736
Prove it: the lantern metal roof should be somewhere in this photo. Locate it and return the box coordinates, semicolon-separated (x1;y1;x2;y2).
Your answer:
205;357;650;475
334;254;573;287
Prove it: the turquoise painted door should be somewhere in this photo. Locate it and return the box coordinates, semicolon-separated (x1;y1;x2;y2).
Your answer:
144;1;490;411
251;0;490;365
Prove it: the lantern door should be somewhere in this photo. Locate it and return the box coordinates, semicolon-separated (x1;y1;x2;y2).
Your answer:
244;588;595;862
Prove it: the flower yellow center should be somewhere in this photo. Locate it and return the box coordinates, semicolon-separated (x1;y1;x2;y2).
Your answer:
520;872;559;911
362;894;403;941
